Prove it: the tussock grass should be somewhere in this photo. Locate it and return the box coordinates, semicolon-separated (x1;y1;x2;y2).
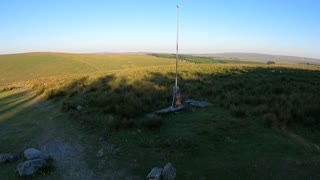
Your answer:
26;63;320;131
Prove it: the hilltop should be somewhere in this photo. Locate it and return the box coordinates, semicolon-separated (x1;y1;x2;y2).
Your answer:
1;53;320;179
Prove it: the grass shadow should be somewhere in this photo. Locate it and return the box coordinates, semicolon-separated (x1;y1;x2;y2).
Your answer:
28;64;320;132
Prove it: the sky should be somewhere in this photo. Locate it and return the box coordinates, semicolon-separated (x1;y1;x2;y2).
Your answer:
0;0;319;58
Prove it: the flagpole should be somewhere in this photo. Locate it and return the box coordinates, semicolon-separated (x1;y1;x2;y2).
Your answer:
172;4;180;108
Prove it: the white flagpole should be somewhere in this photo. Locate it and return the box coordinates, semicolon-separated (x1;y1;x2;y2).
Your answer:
175;4;180;89
172;4;180;108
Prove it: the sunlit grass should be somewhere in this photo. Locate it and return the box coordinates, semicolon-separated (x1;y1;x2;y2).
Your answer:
25;63;320;131
1;59;320;178
0;52;178;85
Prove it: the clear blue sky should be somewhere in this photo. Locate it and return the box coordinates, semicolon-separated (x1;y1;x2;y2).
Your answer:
1;0;319;58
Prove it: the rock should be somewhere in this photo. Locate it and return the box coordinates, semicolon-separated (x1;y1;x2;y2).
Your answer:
145;113;160;119
162;162;176;180
17;159;46;176
0;153;19;163
77;105;82;110
185;99;210;108
97;148;104;157
24;148;50;160
146;167;163;180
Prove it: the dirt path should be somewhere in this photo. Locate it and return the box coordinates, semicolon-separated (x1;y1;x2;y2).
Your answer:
0;89;133;179
28;100;131;179
285;130;320;151
26;101;94;179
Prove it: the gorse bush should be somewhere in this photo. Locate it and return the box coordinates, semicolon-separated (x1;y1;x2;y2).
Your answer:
28;64;320;130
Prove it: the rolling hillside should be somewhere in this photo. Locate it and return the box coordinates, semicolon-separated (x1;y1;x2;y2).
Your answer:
1;53;320;179
0;52;177;85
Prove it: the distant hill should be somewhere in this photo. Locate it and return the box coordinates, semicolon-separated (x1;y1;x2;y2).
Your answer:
151;53;261;65
195;53;320;64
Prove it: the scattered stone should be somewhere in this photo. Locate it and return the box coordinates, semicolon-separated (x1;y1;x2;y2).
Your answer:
185;99;210;108
97;149;104;157
162;162;176;180
77;105;82;110
0;153;19;163
147;163;176;180
146;113;160;119
24;148;50;160
156;105;186;114
17;159;46;176
147;167;163;180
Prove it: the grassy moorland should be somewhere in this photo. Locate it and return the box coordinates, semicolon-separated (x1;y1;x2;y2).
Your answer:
1;54;320;179
0;52;177;85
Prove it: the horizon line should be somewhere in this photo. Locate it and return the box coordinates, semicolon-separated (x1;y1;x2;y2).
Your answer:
0;51;319;60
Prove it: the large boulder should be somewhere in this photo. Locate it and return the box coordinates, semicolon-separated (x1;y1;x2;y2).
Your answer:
24;148;50;160
0;153;19;163
146;167;163;180
17;159;46;176
162;162;176;180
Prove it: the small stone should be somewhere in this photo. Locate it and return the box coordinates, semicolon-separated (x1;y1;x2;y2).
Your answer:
0;153;19;163
162;162;176;180
17;159;46;176
77;105;82;110
97;149;104;157
146;167;163;180
24;148;50;160
145;113;160;119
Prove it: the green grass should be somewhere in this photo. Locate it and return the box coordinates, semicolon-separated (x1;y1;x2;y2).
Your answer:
0;52;177;85
111;106;320;179
151;53;262;64
29;64;320;130
0;89;43;179
1;54;320;179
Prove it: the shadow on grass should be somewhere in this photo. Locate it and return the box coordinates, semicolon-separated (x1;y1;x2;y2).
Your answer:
0;91;37;114
28;65;320;131
1;65;320;179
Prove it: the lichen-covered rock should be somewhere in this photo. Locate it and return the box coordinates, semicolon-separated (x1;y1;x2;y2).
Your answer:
162;162;176;180
0;153;19;163
146;167;163;180
17;159;46;176
24;148;50;160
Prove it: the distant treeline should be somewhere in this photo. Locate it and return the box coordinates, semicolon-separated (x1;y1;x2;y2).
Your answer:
151;53;261;64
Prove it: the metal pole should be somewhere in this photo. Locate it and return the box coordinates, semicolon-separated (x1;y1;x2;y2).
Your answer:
172;4;180;108
175;4;180;88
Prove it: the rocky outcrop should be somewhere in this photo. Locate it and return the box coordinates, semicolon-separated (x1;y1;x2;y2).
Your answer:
162;162;176;180
17;159;47;176
15;148;51;176
147;162;176;180
147;167;163;180
24;148;50;160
